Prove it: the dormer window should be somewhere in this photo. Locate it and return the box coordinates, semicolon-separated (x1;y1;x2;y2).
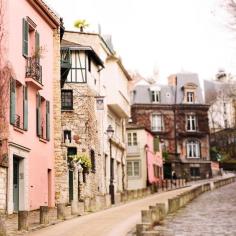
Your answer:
187;92;194;103
182;83;198;104
151;90;160;103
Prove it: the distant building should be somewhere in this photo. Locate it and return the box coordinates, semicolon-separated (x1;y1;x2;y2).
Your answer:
204;74;236;133
126;125;163;190
130;73;211;181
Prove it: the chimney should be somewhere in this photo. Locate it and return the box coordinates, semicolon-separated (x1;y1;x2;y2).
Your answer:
168;74;177;86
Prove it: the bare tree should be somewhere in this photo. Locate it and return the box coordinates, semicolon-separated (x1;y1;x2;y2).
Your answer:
0;0;12;167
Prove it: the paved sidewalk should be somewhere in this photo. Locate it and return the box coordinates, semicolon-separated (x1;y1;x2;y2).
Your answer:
27;186;195;236
7;174;234;236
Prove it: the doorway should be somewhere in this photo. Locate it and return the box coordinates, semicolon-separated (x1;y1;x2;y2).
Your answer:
13;156;19;212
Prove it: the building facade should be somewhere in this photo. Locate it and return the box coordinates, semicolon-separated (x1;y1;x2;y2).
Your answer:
131;73;211;181
57;31;131;205
204;76;236;133
126;125;163;190
0;0;60;213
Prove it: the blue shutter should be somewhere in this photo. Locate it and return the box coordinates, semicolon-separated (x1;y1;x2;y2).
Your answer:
46;101;50;141
23;86;28;130
36;93;41;137
22;18;29;57
10;79;16;125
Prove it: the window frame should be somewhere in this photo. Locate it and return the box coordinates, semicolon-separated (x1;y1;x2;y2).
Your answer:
151;90;160;103
186;140;201;158
127;160;140;178
127;132;138;146
186;91;194;103
151;114;164;132
186;114;197;131
61;90;73;110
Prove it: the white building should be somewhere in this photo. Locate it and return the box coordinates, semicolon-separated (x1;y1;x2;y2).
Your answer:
63;31;131;204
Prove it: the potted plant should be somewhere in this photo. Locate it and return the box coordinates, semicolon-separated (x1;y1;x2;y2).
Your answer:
69;153;92;172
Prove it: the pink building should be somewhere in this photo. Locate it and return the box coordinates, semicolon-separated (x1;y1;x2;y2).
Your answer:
0;0;60;214
126;125;163;190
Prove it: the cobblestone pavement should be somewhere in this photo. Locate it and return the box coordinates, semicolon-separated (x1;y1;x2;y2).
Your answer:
155;181;236;236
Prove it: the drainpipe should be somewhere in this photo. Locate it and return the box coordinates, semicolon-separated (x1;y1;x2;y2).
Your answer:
144;144;149;187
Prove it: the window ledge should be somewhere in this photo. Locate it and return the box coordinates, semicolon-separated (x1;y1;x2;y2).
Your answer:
13;126;25;134
39;138;48;143
61;109;74;112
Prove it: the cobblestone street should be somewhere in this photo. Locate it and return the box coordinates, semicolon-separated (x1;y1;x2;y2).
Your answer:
156;181;236;236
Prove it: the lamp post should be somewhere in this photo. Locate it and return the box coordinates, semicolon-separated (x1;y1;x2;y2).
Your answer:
107;125;115;204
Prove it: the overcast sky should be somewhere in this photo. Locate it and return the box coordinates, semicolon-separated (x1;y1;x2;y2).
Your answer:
45;0;236;81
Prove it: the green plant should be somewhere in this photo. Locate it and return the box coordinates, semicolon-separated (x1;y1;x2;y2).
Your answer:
69;153;92;169
74;19;89;32
162;151;169;160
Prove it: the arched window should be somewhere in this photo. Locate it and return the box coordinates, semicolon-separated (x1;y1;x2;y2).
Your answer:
186;140;200;158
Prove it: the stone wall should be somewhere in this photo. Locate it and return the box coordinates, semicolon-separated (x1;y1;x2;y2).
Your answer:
53;29;68;204
61;83;103;199
0;167;6;212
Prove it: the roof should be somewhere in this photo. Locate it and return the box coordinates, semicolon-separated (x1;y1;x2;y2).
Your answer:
27;0;60;28
175;73;203;104
61;39;104;67
131;73;205;105
64;31;131;80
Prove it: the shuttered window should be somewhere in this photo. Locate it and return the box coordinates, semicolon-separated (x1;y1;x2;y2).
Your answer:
46;101;50;141
10;78;16;125
36;93;41;137
23;86;28;130
22;18;29;57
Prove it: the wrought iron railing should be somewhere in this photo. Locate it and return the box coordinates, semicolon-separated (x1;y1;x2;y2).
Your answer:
14;114;23;130
26;57;42;84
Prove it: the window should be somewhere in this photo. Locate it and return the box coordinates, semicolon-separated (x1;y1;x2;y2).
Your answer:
127;160;140;177
186;140;200;158
64;130;72;143
151;114;164;131
66;51;87;83
187;115;197;131
61;90;73;110
36;94;50;140
186;92;194;103
151;90;160;103
22;18;39;58
90;149;96;173
190;167;200;177
127;132;138;146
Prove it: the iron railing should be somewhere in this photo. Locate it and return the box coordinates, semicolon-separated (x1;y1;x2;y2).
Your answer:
14;114;23;130
26;57;42;84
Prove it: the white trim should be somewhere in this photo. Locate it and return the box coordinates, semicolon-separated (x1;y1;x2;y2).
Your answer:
7;145;30;214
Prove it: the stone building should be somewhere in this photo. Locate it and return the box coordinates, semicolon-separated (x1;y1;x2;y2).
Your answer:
58;31;131;204
0;0;61;213
131;73;211;181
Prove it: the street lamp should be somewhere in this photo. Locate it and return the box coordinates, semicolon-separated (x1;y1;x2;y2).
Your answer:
106;125;115;204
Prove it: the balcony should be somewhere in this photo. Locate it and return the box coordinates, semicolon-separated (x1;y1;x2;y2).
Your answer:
25;57;43;90
127;144;140;156
13;114;24;132
107;90;130;118
151;126;164;132
61;47;71;88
